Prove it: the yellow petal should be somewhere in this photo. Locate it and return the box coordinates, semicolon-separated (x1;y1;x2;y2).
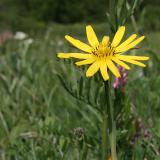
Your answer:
57;53;70;58
111;26;125;47
116;55;149;61
117;56;146;67
86;61;100;77
65;35;91;53
75;58;95;66
106;60;121;77
115;34;137;51
112;57;130;70
102;36;109;46
57;53;92;59
100;61;109;81
115;36;145;53
86;25;99;47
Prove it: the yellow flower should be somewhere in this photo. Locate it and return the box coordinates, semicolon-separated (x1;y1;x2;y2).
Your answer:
57;25;149;81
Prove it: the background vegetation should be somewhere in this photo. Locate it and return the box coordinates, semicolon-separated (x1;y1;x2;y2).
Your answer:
0;0;160;31
0;0;160;159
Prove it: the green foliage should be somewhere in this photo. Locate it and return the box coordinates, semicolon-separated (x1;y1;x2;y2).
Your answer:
0;24;159;159
0;0;160;31
0;0;160;159
0;0;106;30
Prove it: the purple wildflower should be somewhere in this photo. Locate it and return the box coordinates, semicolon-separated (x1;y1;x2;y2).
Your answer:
113;65;128;89
129;118;151;146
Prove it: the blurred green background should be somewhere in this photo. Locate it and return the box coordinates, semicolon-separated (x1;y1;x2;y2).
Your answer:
0;0;160;160
0;0;160;31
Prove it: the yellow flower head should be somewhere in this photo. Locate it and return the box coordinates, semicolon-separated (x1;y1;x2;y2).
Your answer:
57;25;149;81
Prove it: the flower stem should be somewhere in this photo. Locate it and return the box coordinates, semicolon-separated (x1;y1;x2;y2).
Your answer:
107;0;118;158
102;111;108;160
104;80;117;160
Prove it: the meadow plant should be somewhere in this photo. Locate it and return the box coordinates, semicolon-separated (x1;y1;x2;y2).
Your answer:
1;0;160;160
57;0;150;159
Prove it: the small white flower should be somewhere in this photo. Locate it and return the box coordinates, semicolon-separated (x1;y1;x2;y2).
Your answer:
24;38;33;45
14;32;27;40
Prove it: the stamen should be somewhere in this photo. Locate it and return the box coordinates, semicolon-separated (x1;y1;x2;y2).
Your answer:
91;43;116;59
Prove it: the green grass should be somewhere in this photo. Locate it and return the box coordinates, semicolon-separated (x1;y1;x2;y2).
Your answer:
0;24;160;160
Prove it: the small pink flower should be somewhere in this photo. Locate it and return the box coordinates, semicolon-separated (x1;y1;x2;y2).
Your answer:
113;65;128;89
0;31;13;45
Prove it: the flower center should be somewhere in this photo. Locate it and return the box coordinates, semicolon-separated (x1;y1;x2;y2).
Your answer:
91;43;116;59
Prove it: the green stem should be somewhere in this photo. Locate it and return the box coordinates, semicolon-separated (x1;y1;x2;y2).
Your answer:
108;0;118;159
102;111;108;160
110;126;117;160
105;80;117;160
